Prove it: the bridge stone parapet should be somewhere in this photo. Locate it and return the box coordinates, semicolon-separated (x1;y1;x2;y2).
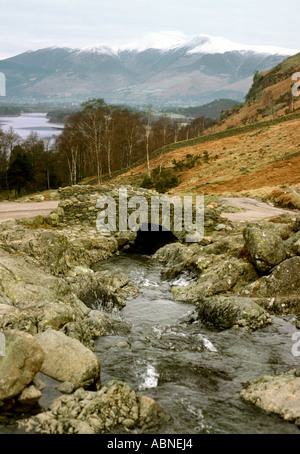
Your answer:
56;184;222;242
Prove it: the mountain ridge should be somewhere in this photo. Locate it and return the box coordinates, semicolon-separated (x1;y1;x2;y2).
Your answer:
0;34;299;107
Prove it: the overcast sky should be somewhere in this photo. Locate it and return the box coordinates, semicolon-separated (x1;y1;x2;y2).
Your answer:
1;0;299;59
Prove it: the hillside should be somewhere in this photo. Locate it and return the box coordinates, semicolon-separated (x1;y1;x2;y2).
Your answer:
163;99;241;120
210;52;300;130
108;116;299;200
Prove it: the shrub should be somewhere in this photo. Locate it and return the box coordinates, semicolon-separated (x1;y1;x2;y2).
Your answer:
140;175;154;189
140;167;179;193
155;169;179;193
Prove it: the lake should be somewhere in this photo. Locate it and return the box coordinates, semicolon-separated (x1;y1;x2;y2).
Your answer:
0;112;64;139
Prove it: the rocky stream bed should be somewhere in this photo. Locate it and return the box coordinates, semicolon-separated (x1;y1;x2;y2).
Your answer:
0;186;300;434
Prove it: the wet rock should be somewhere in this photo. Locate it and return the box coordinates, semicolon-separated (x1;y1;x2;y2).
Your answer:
18;380;170;434
239;257;300;315
243;224;286;273
195;295;272;331
138;395;170;432
171;257;258;303
61;309;115;350
0;330;45;401
153;243;199;267
35;329;101;390
33;373;47;391
0;246;90;332
67;269;138;310
240;371;300;426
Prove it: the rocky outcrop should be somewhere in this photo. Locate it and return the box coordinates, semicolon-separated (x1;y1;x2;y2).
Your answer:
35;329;101;389
243;223;286;273
18;380;171;434
67;267;138;310
195;295;272;331
240;257;300;315
0;330;45;402
0;245;90;333
240;370;300;426
171;257;258;302
1;221;118;277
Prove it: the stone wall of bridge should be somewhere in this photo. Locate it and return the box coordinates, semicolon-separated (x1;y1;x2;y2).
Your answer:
54;184;222;241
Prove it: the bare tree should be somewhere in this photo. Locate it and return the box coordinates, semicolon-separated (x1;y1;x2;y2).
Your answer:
143;109;152;178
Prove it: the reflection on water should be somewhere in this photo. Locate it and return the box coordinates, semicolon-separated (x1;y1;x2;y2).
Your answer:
0;112;64;139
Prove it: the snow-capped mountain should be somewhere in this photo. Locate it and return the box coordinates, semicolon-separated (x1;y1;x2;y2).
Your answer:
0;34;298;106
116;33;298;55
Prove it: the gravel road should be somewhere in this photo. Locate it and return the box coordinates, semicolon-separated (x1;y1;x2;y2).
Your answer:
0;201;59;221
220;197;298;222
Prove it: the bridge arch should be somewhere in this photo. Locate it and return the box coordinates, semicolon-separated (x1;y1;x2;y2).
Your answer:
129;222;178;255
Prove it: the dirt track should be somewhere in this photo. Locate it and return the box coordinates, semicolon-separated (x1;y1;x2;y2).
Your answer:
220;197;298;222
0;201;59;221
0;197;298;224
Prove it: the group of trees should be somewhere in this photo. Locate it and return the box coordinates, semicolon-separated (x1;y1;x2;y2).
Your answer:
55;99;208;186
0;128;62;196
0;99;208;197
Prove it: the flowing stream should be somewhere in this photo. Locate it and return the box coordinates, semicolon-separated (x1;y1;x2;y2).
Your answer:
1;251;299;435
92;252;300;434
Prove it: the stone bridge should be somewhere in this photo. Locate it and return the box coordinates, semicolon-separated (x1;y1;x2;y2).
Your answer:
55;184;221;253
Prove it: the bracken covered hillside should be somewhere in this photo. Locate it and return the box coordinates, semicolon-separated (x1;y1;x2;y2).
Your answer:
212;52;300;130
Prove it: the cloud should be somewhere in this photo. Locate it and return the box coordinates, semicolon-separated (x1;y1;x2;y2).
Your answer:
0;0;299;59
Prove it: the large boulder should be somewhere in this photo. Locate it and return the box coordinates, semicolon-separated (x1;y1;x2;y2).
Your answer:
153;242;199;267
240;370;300;426
239;257;300;315
35;329;100;389
243;224;286;273
0;222;118;277
0;329;45;401
171;257;258;303
67;268;138;310
195;295;272;331
0;246;90;334
18;380;171;434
